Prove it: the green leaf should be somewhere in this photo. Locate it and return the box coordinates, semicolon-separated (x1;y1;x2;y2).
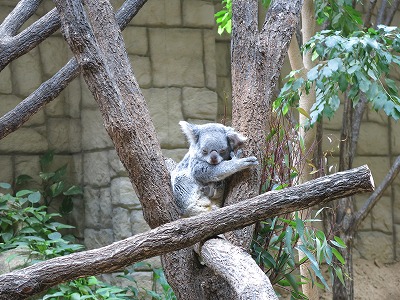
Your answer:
28;191;41;204
297;244;318;268
39;172;55;181
40;151;54;170
15;174;33;186
48;232;62;240
307;65;319;81
49;181;65;197
16;190;33;197
333;236;347;248
0;182;11;189
63;186;83;196
331;247;346;264
334;266;345;286
338;73;348;92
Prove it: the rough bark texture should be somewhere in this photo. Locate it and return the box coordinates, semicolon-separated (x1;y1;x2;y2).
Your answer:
226;0;303;250
198;238;278;300
0;165;374;299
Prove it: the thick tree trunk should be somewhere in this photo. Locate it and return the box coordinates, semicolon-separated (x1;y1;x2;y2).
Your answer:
226;0;303;250
0;165;374;299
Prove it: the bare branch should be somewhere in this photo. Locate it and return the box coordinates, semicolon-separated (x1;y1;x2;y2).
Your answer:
384;0;400;25
0;0;148;141
364;0;377;27
353;156;400;231
376;0;388;25
0;165;374;299
0;0;41;37
0;58;79;140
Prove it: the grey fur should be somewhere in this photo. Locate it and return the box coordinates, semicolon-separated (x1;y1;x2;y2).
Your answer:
171;121;258;217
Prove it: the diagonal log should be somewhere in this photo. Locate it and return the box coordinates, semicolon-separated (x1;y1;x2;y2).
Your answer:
0;165;374;299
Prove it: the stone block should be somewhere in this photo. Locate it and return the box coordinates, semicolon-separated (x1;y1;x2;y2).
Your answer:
204;30;217;90
65;77;82;118
123;26;148;55
47;118;71;152
111;177;141;209
0;128;48;154
81;108;113;150
15;155;41;183
391;120;400;155
371;196;392;233
130;55;151;88
354;231;393;263
45;92;65;117
84;187;112;228
131;209;150;235
39;36;68;77
216;42;231;77
395;224;400;259
0;155;13;185
0;94;45;126
11;46;42;97
83;151;110;187
356;122;389;156
183;0;215;27
353;156;390;189
393;185;400;223
132;0;181;26
182;87;218;120
113;207;132;240
150;28;204;87
323;104;344;131
0;248;33;274
162;148;188;164
67;196;85;239
108;150;128;178
353;195;372;231
366;105;389;125
68;119;82;153
216;76;232;121
143;88;186;148
84;228;114;250
0;65;12;94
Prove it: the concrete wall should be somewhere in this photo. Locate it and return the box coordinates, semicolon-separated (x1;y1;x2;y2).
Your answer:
0;0;399;288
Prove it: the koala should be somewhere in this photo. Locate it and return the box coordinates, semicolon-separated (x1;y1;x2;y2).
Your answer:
171;121;258;217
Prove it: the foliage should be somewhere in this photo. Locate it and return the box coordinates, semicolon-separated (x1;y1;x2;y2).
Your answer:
0;183;83;260
15;150;83;215
275;25;400;124
0;181;175;300
214;0;271;35
252;114;346;299
314;0;362;35
214;0;232;35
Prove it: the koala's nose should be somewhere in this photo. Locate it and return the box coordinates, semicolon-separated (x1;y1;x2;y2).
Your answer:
210;150;219;164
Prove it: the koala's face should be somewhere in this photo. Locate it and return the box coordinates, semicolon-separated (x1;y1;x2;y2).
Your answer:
197;131;230;165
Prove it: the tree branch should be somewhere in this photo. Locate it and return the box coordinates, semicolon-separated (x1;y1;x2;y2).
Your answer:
225;0;303;249
0;0;148;141
0;165;374;299
197;238;278;299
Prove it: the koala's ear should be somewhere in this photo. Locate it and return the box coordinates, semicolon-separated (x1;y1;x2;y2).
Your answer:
226;128;247;151
179;121;200;145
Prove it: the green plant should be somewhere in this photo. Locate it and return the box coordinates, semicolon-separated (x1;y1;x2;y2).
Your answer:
15;150;83;215
275;25;400;124
0;183;83;260
251;114;346;299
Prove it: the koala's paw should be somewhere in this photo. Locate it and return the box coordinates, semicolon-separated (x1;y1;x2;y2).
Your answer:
242;156;258;166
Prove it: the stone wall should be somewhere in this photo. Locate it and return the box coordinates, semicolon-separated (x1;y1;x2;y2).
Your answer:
0;0;400;291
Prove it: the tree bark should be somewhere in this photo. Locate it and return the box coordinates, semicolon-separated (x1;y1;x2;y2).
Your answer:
226;0;303;250
0;165;374;299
